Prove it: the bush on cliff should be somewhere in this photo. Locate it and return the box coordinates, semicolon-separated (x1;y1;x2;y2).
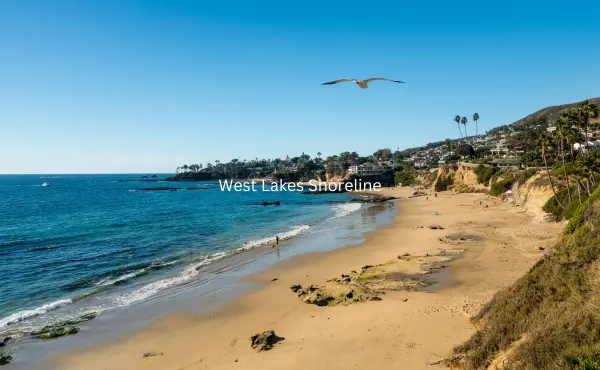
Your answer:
451;191;600;370
473;165;499;186
490;179;512;196
394;171;416;185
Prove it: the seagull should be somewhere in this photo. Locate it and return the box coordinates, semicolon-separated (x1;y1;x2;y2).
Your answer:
322;77;405;89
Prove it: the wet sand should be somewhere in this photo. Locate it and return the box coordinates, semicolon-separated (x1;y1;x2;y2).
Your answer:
51;188;563;370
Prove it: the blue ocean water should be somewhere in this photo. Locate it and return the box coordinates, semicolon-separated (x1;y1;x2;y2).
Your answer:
0;174;381;343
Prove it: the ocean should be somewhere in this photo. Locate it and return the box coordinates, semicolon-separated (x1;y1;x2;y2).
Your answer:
0;174;394;366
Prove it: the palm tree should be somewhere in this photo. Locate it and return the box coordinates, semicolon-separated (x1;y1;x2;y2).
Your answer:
454;115;463;139
536;133;564;210
317;152;322;159
577;100;599;152
473;113;480;137
461;116;468;141
554;118;572;202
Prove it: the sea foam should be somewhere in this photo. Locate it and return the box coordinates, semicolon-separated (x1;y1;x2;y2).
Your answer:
0;299;73;328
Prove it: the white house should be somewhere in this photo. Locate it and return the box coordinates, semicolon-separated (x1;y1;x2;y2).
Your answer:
574;140;600;153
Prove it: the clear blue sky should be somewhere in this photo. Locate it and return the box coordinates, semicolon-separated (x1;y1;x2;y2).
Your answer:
1;0;599;174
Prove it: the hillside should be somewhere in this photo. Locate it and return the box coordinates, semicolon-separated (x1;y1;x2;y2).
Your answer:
450;187;600;369
511;97;600;129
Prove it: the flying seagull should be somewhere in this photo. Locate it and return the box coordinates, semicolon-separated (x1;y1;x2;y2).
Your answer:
322;77;405;89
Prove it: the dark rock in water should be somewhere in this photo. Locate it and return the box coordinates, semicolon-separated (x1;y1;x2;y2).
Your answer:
259;200;280;206
36;326;79;339
139;187;181;191
290;284;302;293
0;355;12;365
58;313;97;326
186;187;209;190
250;330;284;351
151;174;158;178
0;337;10;348
143;352;163;358
350;196;398;203
302;189;347;194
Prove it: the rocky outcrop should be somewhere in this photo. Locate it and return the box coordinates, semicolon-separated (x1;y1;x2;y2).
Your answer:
0;355;12;366
33;326;79;339
291;248;467;307
350;195;397;203
57;313;96;326
139;187;181;191
250;330;284;351
259;200;280;206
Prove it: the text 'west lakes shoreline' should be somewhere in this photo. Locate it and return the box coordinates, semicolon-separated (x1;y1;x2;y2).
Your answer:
218;179;382;192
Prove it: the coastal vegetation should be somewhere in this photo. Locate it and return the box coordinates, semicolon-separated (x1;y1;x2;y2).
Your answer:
450;185;600;369
450;100;600;369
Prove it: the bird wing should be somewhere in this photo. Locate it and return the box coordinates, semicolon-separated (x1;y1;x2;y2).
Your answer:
363;77;405;84
322;78;356;85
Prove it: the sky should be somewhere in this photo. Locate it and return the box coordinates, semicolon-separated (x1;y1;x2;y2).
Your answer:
1;0;599;174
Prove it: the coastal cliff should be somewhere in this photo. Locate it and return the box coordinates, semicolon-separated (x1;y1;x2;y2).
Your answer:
430;165;488;193
450;187;600;369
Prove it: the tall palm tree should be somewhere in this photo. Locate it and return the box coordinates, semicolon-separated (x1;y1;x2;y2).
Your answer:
577;100;599;152
473;113;480;137
536;133;564;210
317;152;322;159
555;118;572;202
461;116;468;141
454;115;463;139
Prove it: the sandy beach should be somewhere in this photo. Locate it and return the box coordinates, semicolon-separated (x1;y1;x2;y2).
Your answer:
51;188;563;370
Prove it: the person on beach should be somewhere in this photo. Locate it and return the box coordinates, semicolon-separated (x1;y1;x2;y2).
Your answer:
276;235;279;245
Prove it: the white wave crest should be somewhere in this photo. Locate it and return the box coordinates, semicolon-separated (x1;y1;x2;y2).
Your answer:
331;203;362;218
115;252;227;306
240;225;310;250
96;272;141;287
0;299;73;328
114;225;309;306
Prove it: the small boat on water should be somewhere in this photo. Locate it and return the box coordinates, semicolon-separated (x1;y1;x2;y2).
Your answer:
41;182;51;187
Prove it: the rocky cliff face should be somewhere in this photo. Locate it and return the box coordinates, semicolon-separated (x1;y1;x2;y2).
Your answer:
431;165;487;193
518;174;556;223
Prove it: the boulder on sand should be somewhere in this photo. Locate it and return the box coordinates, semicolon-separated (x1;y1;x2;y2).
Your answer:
302;291;334;306
249;330;284;351
290;284;302;293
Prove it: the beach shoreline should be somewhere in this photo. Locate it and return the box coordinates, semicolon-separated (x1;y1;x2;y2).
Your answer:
49;188;563;370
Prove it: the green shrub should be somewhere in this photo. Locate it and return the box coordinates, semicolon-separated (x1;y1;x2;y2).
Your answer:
490;179;512;196
394;171;415;185
551;163;575;180
566;186;600;234
473;165;499;186
517;168;538;184
543;187;573;218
